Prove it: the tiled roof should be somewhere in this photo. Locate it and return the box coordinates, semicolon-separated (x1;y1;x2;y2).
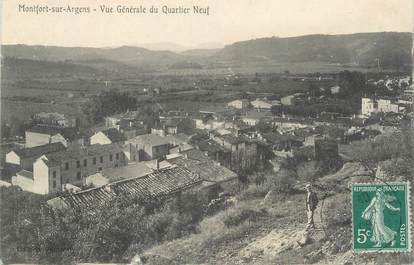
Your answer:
16;170;34;180
293;128;318;138
101;162;153;182
181;149;211;161
168;155;237;185
47;166;202;211
221;134;251;145
163;118;181;127
127;134;169;147
13;142;66;159
101;128;126;143
198;139;227;153
191;112;214;122
271;117;314;125
263;133;303;144
42;143;123;164
243;110;272;120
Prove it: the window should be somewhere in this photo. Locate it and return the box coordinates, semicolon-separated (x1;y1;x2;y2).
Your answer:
83;159;87;167
133;155;136;161
93;157;97;165
98;167;102;171
100;156;103;163
52;171;56;178
110;154;113;161
65;162;69;170
121;152;125;159
53;181;56;188
115;164;118;167
76;160;80;168
77;172;81;180
116;153;119;160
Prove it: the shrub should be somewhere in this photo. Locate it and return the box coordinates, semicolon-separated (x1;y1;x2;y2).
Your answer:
236;183;269;201
323;193;352;235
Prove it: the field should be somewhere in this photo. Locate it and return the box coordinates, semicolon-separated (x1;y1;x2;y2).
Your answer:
156;62;384;76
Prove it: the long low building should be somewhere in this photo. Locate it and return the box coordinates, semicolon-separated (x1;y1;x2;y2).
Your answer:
46;166;202;211
12;143;128;195
5;142;66;171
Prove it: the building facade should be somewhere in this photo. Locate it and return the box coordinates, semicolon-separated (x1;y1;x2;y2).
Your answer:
227;99;250;109
361;97;401;116
12;144;128;194
25;126;84;148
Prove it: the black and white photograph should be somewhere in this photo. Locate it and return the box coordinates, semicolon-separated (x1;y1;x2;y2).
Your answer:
0;0;413;264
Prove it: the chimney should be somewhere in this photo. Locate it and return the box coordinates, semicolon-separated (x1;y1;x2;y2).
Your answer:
156;159;160;170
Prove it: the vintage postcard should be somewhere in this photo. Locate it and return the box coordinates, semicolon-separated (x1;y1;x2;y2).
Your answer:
0;0;413;264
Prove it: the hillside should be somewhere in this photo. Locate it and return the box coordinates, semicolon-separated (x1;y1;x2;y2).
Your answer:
2;32;412;71
1;45;182;67
214;32;412;68
1;57;102;79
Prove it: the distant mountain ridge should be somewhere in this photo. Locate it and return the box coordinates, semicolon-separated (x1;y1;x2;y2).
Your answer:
2;32;412;69
215;32;412;67
1;45;182;66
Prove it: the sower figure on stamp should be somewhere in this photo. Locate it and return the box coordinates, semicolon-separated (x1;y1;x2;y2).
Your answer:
305;183;318;230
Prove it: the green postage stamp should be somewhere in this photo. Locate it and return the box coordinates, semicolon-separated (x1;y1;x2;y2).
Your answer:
352;182;411;252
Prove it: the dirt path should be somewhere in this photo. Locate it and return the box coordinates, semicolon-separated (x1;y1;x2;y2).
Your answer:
223;202;326;265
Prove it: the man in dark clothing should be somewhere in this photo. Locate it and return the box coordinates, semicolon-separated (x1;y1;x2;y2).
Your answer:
305;183;318;230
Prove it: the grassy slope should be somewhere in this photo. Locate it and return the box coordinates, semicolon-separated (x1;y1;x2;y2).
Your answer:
139;163;412;265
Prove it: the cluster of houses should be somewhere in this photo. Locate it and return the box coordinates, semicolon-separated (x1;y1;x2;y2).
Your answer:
361;95;413;117
3;86;412;212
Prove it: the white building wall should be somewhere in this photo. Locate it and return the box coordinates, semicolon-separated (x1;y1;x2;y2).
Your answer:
361;98;376;116
5;151;20;166
25;132;51;148
11;175;37;193
90;132;112;145
251;100;271;110
32;159;51;194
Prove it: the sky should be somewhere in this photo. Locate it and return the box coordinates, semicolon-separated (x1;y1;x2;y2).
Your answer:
1;0;413;48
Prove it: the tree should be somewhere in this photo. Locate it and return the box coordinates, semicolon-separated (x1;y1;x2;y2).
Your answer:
81;89;138;125
308;82;320;97
337;71;366;97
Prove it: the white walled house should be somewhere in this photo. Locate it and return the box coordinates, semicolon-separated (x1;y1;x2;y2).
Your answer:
12;159;57;195
5;142;66;171
227;99;250;109
11;143;128;195
125;134;170;161
251;99;281;110
361;97;402;116
361;98;377;116
90;128;125;145
377;99;400;113
25;125;83;148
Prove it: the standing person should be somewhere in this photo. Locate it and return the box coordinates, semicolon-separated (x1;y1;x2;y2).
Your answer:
305;183;318;230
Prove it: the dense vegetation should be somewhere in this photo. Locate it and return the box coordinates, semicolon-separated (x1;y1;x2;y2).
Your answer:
0;188;206;264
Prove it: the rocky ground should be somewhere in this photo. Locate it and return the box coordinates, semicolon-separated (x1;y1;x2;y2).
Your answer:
131;163;412;265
